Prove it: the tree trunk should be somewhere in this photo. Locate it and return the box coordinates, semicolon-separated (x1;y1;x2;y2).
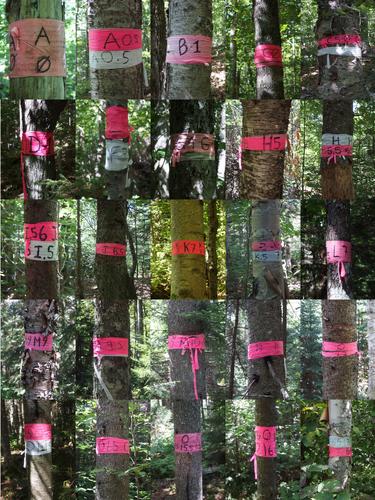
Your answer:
170;200;207;299
166;0;212;99
20;100;66;199
76;200;84;299
96;200;136;300
7;1;66;99
316;0;367;99
251;200;285;300
228;299;240;398
321;100;354;199
169;100;217;198
207;201;218;299
87;0;144;99
326;201;352;300
240;100;291;199
253;0;284;99
105;100;131;200
254;399;278;499
322;300;358;399
328;400;352;491
151;0;167;98
368;301;375;399
1;399;11;467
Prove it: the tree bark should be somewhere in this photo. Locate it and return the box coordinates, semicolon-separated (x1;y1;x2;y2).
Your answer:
87;0;144;99
7;0;66;99
240;100;291;199
170;200;207;299
316;0;367;99
169;100;217;199
20;100;66;199
255;399;278;499
151;0;167;98
253;0;284;99
1;399;11;467
321;100;354;200
328;400;352;491
368;301;375;399
207;201;218;299
322;300;358;399
166;0;212;99
228;299;240;398
326;201;352;300
76;199;84;299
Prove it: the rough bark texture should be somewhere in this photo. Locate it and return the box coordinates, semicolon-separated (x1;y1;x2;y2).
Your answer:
166;0;212;99
328;400;352;491
151;0;167;98
25;200;59;299
228;299;240;398
1;400;11;466
316;0;367;99
322;300;358;399
255;399;278;499
254;0;284;99
207;201;218;299
173;400;203;500
96;400;130;499
21;100;67;199
251;200;285;300
7;0;66;99
168;300;206;400
240;100;291;199
87;0;144;99
247;300;285;398
95;200;136;300
321;100;354;200
326;201;352;300
368;301;375;399
169;100;217;199
170;200;207;299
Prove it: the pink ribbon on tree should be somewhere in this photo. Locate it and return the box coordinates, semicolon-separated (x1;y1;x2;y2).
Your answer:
254;44;283;67
248;340;284;360
174;432;202;453
166;35;212;64
168;334;206;400
96;243;126;257
171;132;215;167
93;337;129;357
89;28;142;51
105;106;134;141
172;240;205;256
251;426;277;481
318;34;361;48
322;341;358;357
329;446;352;457
251;241;282;251
24;221;58;258
321;145;352;164
250;453;258;480
24;423;52;441
326;240;351;279
24;333;53;351
96;437;130;455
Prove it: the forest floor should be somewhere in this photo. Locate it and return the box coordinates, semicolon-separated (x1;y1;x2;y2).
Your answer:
152;477;225;499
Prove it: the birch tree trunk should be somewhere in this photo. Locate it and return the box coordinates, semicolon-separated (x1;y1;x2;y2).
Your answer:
166;0;212;99
328;400;352;491
87;0;144;99
367;301;375;399
7;0;66;99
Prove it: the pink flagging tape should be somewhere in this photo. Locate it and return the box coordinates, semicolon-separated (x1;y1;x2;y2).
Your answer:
24;333;53;351
171;133;215;167
24;423;52;441
21;132;55;199
172;240;205;256
24;221;58;259
250;453;258;480
318;34;361;48
96;243;126;257
241;135;287;151
326;240;351;279
105;106;133;141
251;241;282;251
9;19;66;78
96;437;130;455
166;35;212;64
321;145;352;164
248;341;284;360
88;28;142;51
93;337;129;357
168;334;205;400
322;341;358;358
329;446;352;457
174;433;202;453
255;426;277;458
254;44;283;67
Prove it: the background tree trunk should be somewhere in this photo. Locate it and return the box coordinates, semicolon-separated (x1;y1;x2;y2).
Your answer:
1;399;12;466
328;400;352;491
20;100;66;199
240;100;291;199
368;301;375;399
253;0;284;99
207;201;218;299
321;100;354;199
169;100;217;198
166;0;212;99
255;399;278;499
7;1;66;99
228;299;240;398
151;0;167;98
322;300;358;399
87;0;144;99
170;200;207;299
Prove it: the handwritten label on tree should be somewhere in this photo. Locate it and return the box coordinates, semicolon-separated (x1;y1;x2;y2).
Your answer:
255;426;277;458
24;221;58;261
96;243;126;256
174;433;202;453
254;44;283;67
24;333;53;351
322;341;358;358
171;133;215;167
326;240;351;279
241;135;287;152
96;437;130;455
93;337;129;357
248;340;284;359
172;240;205;256
89;28;142;70
9;19;66;78
21;131;55;156
24;423;52;456
166;35;212;64
105;140;129;171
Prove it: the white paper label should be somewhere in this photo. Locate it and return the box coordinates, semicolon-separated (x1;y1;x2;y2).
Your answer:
322;134;353;146
329;436;352;448
253;250;282;262
26;240;59;261
105;140;129;171
26;439;52;456
89;48;142;69
318;46;362;58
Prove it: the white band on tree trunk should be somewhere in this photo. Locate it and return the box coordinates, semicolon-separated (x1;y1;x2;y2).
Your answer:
318;46;361;68
25;439;52;455
329;436;352;448
253;250;282;262
322;134;353;146
89;48;142;70
25;240;59;261
105;140;129;171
